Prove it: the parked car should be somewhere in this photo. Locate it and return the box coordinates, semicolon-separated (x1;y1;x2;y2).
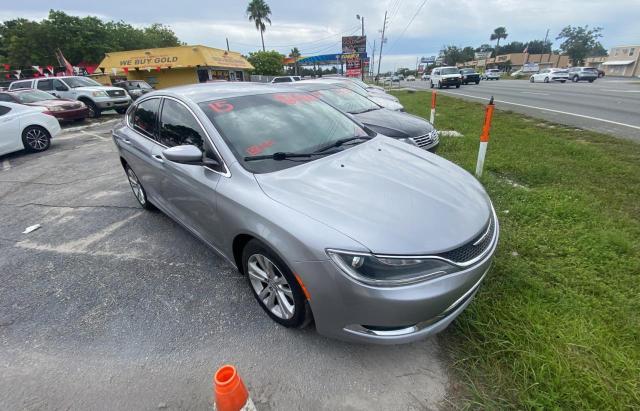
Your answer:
482;69;501;80
113;80;154;100
529;68;569;83
0;89;88;122
421;73;430;81
0;102;61;156
459;68;480;85
309;78;404;111
429;67;462;89
9;76;131;118
288;82;439;152
391;75;400;83
112;83;498;344
405;75;416;81
567;67;598;83
270;76;301;83
343;77;385;92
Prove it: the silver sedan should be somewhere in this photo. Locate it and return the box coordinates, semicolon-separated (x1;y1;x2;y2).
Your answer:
112;83;498;344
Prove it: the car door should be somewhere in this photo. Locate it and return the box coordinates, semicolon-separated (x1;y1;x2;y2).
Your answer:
36;79;56;97
113;97;165;204
155;97;226;248
53;79;74;100
0;105;22;156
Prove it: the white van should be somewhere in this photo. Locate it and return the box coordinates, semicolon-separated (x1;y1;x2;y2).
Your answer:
429;67;462;89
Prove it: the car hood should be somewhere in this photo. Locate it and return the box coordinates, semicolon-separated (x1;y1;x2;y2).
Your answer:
25;99;78;107
369;96;403;111
255;138;492;255
73;86;125;93
354;109;433;138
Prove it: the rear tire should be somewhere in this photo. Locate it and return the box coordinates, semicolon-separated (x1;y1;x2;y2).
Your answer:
588;79;594;83
22;126;51;153
544;77;549;83
124;164;155;210
560;80;566;83
475;80;480;85
530;77;534;83
455;84;460;88
572;75;579;82
242;239;312;328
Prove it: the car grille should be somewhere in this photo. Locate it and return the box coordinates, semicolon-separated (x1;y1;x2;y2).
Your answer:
437;213;496;264
106;90;126;97
411;130;439;149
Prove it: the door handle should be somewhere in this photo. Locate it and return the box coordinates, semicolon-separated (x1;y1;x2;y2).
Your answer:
122;139;132;145
153;155;164;163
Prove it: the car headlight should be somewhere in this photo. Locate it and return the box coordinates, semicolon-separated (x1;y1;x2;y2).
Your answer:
327;250;457;286
92;91;108;97
398;137;418;147
46;105;65;112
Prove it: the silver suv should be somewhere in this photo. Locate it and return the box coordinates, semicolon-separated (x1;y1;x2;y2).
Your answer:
567;67;598;83
9;76;131;118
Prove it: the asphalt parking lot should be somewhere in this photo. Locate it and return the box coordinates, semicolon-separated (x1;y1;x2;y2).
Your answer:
0;117;449;410
402;77;640;141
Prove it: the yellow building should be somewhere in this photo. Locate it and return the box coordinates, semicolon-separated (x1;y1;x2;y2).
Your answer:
97;45;254;89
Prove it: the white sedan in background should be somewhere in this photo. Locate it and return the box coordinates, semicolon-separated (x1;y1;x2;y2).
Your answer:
529;68;569;83
0;102;61;156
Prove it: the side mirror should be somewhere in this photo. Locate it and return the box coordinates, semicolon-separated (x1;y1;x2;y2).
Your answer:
163;145;204;164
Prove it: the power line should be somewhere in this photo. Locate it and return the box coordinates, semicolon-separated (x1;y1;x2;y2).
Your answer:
386;0;429;53
229;25;361;50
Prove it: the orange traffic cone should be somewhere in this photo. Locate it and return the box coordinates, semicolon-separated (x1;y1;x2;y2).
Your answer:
213;364;256;411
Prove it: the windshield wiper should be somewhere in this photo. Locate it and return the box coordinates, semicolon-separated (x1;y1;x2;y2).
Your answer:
244;151;330;162
313;136;372;153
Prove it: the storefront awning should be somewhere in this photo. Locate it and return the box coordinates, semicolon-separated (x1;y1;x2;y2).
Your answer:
602;60;635;66
98;45;253;73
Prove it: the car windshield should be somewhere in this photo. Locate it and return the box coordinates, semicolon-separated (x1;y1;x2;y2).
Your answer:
128;81;152;89
325;81;369;97
199;92;369;173
441;68;459;75
583;68;598;72
15;90;56;103
63;77;102;88
311;88;380;114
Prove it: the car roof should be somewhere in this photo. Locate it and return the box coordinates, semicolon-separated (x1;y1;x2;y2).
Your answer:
284;82;341;92
142;82;299;103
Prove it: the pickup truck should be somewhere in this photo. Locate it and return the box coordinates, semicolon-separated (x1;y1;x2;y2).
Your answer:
9;76;131;118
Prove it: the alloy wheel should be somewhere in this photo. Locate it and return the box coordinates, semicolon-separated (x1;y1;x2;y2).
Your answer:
25;128;49;151
247;254;295;320
126;167;146;205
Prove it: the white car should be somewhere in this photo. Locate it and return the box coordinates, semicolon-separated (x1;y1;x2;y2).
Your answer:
0;102;61;156
270;76;301;83
429;67;462;89
421;73;430;81
529;68;569;83
406;75;416;81
482;69;501;80
9;76;131;118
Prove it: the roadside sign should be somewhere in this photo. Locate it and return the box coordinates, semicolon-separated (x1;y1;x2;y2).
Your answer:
342;36;366;54
523;63;539;73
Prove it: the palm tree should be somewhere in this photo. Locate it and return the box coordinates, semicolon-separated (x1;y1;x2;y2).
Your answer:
490;27;508;55
247;0;272;52
289;47;301;75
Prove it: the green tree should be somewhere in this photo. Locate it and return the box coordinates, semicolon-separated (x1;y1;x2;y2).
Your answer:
490;27;508;54
588;43;608;57
441;45;463;66
461;46;475;62
525;39;552;54
246;0;272;52
247;50;283;75
556;25;604;65
289;47;301;75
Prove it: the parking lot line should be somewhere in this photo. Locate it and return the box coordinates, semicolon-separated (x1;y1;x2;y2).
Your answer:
439;90;640;131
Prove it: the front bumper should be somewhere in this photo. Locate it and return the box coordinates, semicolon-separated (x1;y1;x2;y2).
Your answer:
292;219;498;344
53;107;89;121
95;97;132;109
441;77;461;85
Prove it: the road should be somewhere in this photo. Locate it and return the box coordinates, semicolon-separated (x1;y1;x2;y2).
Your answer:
0;120;449;410
402;76;640;141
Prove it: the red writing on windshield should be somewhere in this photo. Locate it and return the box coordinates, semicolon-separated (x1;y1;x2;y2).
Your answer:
246;139;274;155
209;101;234;113
272;93;318;105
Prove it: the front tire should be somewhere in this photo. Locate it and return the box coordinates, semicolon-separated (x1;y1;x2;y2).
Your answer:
242;240;311;328
544;77;549;83
455;84;460;88
572;76;579;83
530;77;534;83
22;126;51;152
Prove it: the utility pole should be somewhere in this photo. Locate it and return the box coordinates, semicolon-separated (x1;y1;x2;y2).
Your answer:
376;10;388;79
543;28;550;51
371;40;376;77
357;14;365;80
226;38;230;51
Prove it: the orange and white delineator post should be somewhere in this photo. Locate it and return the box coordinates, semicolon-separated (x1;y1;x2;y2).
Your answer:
429;90;437;125
214;365;256;411
475;96;495;178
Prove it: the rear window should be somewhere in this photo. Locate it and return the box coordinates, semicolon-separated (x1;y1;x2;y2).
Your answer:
10;80;32;90
583;68;598;72
199;92;368;173
272;77;292;83
441;68;459;74
311;88;380;114
14;90;55;103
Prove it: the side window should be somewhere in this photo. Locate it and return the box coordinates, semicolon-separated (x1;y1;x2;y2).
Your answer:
10;80;32;90
37;79;53;91
0;105;11;116
132;98;160;138
159;99;206;150
53;79;68;91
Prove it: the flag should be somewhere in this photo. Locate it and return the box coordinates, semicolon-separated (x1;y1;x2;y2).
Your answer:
46;65;54;74
32;65;43;75
3;63;9;71
156;66;161;72
123;67;129;74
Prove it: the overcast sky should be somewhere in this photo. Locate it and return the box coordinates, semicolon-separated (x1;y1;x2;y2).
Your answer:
2;0;638;71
